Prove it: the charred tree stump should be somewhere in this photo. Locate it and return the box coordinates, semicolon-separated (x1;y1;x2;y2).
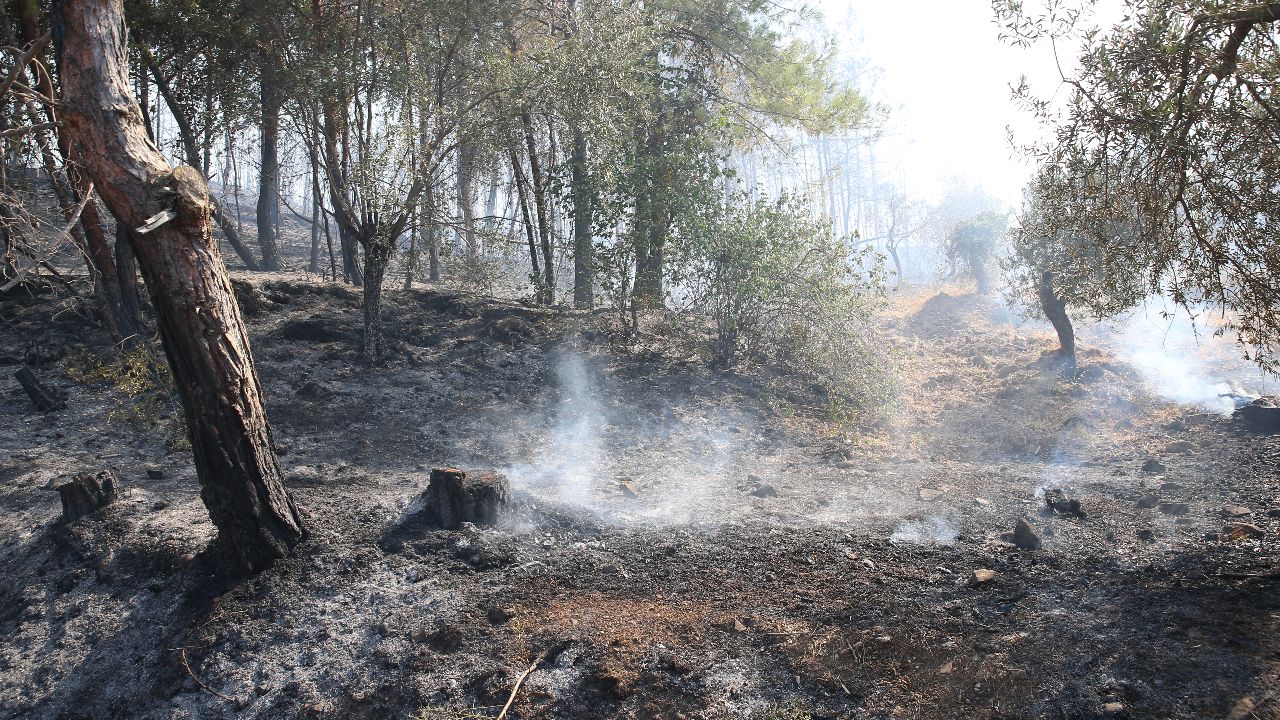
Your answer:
56;470;117;522
15;367;65;411
421;468;508;529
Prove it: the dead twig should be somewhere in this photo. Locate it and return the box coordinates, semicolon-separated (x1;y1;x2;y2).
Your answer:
173;647;235;704
496;650;548;720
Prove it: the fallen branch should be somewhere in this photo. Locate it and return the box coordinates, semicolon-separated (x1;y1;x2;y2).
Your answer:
496;650;548;720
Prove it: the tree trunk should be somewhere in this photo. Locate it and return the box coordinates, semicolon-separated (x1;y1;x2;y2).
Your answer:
308;191;321;274
55;0;305;574
457;139;477;255
1037;270;1076;372
508;146;541;300
425;180;440;282
519;111;554;304
404;206;417;290
114;221;143;335
570;128;592;309
14;0;137;339
143;53;261;270
256;57;282;271
362;241;390;362
321;102;363;285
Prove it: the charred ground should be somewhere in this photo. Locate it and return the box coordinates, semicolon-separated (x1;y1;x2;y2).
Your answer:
0;277;1277;720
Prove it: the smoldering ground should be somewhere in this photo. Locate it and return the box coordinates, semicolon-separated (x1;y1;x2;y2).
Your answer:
1;278;1277;720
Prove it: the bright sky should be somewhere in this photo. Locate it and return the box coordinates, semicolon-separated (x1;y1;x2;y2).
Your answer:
817;0;1073;208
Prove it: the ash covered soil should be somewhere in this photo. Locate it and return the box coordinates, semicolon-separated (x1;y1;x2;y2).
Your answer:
1;277;1278;720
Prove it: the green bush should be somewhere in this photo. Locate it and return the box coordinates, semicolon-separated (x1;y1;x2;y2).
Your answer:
64;345;184;440
673;193;895;421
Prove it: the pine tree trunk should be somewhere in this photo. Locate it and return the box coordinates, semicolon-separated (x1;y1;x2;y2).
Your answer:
520;111;554;304
457;139;478;255
425;181;440;282
571;128;592;309
256;61;282;271
55;0;305;574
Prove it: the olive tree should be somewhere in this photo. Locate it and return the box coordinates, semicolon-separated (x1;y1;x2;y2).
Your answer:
995;0;1280;371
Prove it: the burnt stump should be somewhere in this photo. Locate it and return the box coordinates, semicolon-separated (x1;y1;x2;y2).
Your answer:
56;470;117;523
420;468;508;529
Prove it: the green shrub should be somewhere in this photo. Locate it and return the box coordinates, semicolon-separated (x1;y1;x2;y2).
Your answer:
673;192;895;422
64;345;184;437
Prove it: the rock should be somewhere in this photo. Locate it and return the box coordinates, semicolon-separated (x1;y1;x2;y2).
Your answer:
1235;397;1280;433
1158;481;1185;492
55;470;117;523
1163;440;1195;453
1137;528;1155;541
918;488;943;501
618;480;640;498
937;660;955;675
1223;522;1265;540
974;497;990;507
1013;518;1042;550
1136;494;1160;509
145;467;165;480
1221;505;1252;518
1141;458;1167;473
418;468;508;529
1101;702;1124;714
750;483;778;498
972;569;998;585
1158;502;1190;516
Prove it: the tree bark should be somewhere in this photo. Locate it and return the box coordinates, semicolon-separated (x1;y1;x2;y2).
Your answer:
508;145;541;300
457;139;478;255
256;55;282;271
425;180;440;282
362;241;390;362
55;0;304;574
1037;270;1076;372
570;128;592;309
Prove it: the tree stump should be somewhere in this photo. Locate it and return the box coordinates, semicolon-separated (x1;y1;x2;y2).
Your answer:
56;470;117;523
421;468;508;529
15;368;65;411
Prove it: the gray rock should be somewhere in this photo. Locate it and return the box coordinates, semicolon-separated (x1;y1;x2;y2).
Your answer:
1013;518;1042;550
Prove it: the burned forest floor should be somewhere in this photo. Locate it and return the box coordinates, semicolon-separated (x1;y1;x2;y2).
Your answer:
1;276;1278;720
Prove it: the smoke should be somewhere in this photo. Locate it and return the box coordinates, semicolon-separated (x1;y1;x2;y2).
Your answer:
1111;302;1278;415
504;349;604;507
501;346;764;526
889;515;959;546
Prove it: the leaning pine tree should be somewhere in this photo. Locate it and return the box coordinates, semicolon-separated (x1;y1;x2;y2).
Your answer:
53;0;304;573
